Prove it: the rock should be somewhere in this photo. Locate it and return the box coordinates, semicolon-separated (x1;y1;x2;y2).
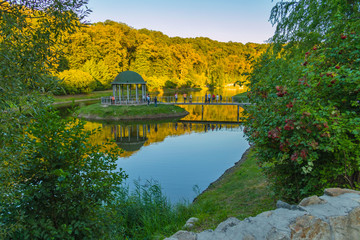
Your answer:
183;217;199;229
164;230;197;240
299;195;327;207
324;188;360;197
277;200;292;209
257;210;273;218
215;217;241;232
328;207;360;240
166;189;360;240
290;215;331;239
267;228;291;240
277;200;306;211
348;207;360;239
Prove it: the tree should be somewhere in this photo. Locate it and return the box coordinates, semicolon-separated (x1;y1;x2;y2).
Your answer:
244;0;360;202
82;59;113;90
0;1;129;238
58;69;96;94
2;109;127;239
0;0;89;106
58;21;268;91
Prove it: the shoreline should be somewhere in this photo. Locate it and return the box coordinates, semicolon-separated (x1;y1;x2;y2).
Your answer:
77;111;189;121
193;146;252;202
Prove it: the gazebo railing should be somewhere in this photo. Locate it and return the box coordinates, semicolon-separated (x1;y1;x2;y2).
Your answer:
101;96;239;105
101;96;147;105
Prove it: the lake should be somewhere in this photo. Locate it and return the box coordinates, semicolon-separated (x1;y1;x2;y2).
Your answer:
83;87;250;203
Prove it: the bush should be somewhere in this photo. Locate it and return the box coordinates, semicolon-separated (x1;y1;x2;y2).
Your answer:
58;69;96;94
244;1;360;203
1;108;127;239
107;180;195;239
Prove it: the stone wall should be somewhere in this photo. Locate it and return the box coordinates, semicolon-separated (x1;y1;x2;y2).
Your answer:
165;188;360;240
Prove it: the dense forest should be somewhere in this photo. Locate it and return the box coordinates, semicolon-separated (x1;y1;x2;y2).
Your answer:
56;20;268;94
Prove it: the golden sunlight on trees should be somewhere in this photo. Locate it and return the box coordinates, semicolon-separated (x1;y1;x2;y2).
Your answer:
58;69;96;94
55;21;268;93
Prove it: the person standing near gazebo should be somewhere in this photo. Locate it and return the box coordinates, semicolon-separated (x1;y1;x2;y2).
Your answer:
147;94;150;105
154;96;158;107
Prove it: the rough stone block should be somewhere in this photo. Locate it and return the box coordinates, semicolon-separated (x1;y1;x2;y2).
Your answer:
324;188;360;197
290;215;331;240
215;217;241;232
299;195;327;207
164;230;197;240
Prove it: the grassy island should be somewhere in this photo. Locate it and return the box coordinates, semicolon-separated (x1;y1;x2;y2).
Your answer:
76;103;188;121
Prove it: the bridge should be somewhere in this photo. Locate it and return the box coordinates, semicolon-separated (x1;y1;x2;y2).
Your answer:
101;95;250;122
101;96;250;106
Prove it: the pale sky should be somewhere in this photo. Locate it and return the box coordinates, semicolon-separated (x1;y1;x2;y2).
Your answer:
86;0;278;44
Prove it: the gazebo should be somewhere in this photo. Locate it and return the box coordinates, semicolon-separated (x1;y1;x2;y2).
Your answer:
111;70;147;104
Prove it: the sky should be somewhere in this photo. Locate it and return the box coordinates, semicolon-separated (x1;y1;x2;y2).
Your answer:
85;0;279;44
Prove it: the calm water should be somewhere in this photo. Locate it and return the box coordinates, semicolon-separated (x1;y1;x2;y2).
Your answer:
84;86;249;203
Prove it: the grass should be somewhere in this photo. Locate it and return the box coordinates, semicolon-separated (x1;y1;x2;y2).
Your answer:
105;147;275;239
107;180;197;240
53;90;113;102
76;103;187;118
190;147;275;231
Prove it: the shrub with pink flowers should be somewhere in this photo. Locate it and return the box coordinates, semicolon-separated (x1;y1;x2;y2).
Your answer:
244;0;360;202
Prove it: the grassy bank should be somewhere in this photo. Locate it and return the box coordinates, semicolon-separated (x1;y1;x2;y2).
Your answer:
76;103;188;121
53;90;112;102
109;147;275;239
191;147;275;231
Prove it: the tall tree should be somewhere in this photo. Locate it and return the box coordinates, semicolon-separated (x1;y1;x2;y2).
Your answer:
0;1;127;238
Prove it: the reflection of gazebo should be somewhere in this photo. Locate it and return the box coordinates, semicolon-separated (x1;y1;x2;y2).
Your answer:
112;124;148;152
111;70;147;104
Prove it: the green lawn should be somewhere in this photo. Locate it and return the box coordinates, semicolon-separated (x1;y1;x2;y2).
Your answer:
53;90;113;102
76;103;187;118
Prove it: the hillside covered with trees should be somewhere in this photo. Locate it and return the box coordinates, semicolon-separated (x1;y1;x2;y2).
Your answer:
56;20;268;94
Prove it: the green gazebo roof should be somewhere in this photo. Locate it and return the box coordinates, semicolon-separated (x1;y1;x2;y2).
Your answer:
112;71;146;85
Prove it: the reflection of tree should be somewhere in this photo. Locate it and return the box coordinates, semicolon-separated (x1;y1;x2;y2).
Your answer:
181;105;246;122
84;119;243;158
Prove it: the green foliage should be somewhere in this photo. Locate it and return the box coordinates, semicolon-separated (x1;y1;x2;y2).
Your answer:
244;0;360;202
107;180;195;239
0;0;89;108
59;21;268;92
1;108;127;239
58;69;96;94
82;59;113;90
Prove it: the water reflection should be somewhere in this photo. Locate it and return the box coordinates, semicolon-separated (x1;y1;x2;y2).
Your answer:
112;125;148;152
88;121;242;155
85;120;249;202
